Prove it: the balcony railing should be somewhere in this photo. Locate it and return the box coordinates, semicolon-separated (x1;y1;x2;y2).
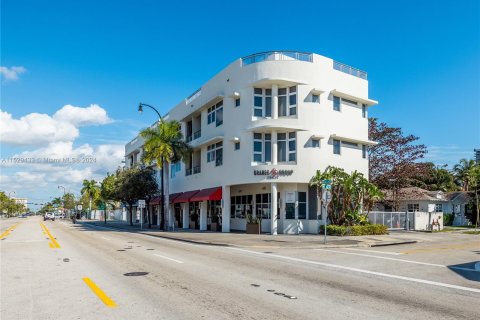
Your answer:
193;166;201;174
186;129;201;143
185;88;202;105
186;166;201;176
333;61;368;80
242;51;313;66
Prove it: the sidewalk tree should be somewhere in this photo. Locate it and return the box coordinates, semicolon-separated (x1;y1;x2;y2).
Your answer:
81;179;100;219
100;173;118;224
114;167;158;226
368;118;427;210
140;119;191;229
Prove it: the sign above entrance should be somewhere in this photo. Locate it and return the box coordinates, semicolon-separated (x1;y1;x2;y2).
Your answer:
254;168;293;179
138;200;146;208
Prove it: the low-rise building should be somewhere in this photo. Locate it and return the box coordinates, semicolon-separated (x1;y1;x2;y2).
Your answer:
125;51;378;234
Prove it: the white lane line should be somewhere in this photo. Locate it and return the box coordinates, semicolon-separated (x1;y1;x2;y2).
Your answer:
315;248;445;267
229;247;480;294
343;248;404;255
153;253;184;264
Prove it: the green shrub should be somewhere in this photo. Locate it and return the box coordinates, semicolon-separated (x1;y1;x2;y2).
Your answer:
320;224;388;236
443;213;453;226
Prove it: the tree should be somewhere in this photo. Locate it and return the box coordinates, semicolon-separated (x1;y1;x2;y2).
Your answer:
310;166;383;226
100;174;118;224
0;192;25;217
411;163;458;192
114;167;158;226
453;159;476;191
81;179;100;219
140;119;191;229
466;164;480;229
368;118;427;210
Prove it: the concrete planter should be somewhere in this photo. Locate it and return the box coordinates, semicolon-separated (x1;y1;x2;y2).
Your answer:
246;223;261;234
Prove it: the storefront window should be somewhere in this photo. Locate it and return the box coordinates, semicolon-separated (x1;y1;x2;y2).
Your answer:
256;193;271;219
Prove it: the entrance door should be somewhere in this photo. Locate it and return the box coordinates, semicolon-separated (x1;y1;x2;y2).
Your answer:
174;204;183;228
189;202;200;229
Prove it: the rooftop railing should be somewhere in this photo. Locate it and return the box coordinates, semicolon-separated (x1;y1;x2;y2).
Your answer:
185;88;202;104
242;51;313;66
333;61;368;80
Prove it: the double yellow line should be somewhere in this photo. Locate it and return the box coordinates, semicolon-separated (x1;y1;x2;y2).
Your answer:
40;222;60;248
0;223;18;239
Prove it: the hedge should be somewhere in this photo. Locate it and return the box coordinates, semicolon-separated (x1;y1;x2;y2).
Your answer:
320;224;388;236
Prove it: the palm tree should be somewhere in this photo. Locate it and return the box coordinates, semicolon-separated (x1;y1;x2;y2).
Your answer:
140;119;191;230
453;159;475;191
81;179;100;219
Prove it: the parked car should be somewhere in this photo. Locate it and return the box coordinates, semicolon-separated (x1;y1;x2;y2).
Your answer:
44;212;55;221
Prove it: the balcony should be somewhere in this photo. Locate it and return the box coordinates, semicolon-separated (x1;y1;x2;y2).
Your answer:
186;166;201;176
333;61;367;80
185;88;202;105
242;51;313;66
186;129;201;143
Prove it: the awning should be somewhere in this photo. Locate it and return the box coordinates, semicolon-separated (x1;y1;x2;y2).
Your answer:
331;89;378;106
150;197;162;205
330;134;378;146
190;187;222;202
172;190;200;203
169;193;183;203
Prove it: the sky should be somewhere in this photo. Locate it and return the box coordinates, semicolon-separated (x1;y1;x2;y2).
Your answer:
1;0;479;210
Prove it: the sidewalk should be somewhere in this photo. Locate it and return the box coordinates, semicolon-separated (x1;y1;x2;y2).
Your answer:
75;220;422;249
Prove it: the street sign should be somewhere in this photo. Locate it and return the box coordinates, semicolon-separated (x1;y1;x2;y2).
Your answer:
138;200;146;209
322;179;332;190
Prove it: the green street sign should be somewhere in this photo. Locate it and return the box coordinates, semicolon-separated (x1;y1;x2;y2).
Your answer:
323;184;332;190
98;202;106;210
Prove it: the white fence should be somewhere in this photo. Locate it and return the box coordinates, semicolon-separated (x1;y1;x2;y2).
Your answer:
368;211;444;231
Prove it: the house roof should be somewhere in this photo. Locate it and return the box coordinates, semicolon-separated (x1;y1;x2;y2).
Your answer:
383;187;448;202
446;191;472;203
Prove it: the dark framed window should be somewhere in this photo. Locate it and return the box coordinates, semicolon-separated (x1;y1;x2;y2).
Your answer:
234;142;240;150
333;139;341;155
362;104;367;118
333;96;340;111
298;192;307;219
362;145;367;159
312;94;320;103
235;98;240;107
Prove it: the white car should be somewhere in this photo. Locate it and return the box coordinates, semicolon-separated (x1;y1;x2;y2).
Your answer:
44;212;55;221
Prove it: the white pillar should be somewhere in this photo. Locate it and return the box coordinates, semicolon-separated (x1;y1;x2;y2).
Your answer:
222;185;231;232
272;130;278;165
182;203;189;229
271;183;278;235
200;201;207;231
272;84;278;119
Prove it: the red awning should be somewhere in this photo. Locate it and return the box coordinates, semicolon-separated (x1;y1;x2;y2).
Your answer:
150;197;162;205
190;187;222;202
172;190;200;203
169;193;182;203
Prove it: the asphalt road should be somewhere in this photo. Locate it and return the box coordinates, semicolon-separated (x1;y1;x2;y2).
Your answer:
1;216;479;320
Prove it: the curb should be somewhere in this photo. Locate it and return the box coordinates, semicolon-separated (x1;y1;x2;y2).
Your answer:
76;221;419;249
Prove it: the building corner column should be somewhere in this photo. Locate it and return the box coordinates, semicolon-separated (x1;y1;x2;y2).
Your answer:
272;130;278;165
182;203;189;229
272;84;278;119
200;201;207;231
222;185;231;233
271;182;278;235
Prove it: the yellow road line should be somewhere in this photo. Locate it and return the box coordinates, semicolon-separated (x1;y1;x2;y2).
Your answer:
401;242;480;254
40;223;60;248
0;224;18;239
82;278;117;307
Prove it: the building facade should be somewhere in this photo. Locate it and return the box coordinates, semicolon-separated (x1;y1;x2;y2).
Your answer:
125;51;378;234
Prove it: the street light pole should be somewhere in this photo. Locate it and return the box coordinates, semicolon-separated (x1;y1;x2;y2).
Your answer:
138;103;164;230
58;186;66;218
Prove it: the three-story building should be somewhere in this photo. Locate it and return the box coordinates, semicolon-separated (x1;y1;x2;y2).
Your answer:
125;51;378;234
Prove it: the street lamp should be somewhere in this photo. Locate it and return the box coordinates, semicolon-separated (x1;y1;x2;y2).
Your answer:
138;102;163;230
58;186;66;218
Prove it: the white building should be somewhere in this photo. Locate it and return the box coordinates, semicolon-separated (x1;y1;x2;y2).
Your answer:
125;51;378;234
13;197;28;210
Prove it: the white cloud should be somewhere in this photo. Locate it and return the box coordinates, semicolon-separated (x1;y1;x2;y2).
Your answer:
0;66;26;81
0;104;112;146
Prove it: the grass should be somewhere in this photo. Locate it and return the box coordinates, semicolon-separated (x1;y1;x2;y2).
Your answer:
463;230;480;235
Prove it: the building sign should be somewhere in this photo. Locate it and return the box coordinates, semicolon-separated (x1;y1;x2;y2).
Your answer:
285;191;296;203
253;168;293;179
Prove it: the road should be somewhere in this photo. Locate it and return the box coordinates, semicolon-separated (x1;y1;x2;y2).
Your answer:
1;216;479;320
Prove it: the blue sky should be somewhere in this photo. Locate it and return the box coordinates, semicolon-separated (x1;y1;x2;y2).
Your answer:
1;0;479;208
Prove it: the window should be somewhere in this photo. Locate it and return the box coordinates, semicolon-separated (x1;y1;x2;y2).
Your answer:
312;94;320;103
362;104;367;118
312;139;320;148
333;139;341;155
342;98;357;105
253;88;271;117
253;133;271;162
207;100;223;126
333;96;340;111
298;192;307;219
256;193;271;219
278;87;297;116
342;141;358;148
407;204;419;212
207;142;223;166
277;132;296;163
235;98;240;107
231;195;253;219
435;204;443;212
362;145;367;159
234;142;240;150
170;162;181;178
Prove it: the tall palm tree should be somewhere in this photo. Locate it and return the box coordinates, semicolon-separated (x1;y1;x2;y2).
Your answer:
453;159;475;191
140;119;191;230
81;179;100;219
